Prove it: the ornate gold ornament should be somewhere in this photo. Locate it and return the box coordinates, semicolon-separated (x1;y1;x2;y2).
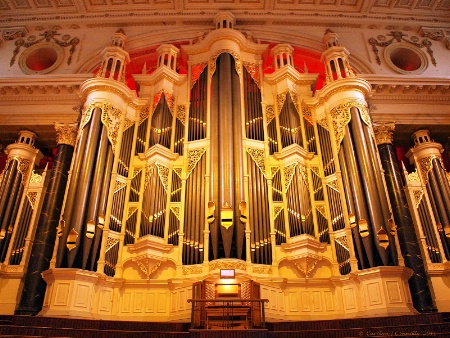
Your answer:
105;237;119;252
335;235;349;251
114;179;127;193
177;105;186;125
413;190;424;208
302;104;313;124
330;102;368;148
139;106;150;125
127;206;138;220
283;162;297;191
210;49;241;78
252;266;272;274
273;205;284;220
136;259;162;279
369;31;436;66
170;206;181;220
27;192;38;210
270;166;280;178
101;103;122;153
316;205;326;217
156;163;169;192
326;178;339;192
183;265;203;275
247;147;266;176
209;260;246;272
144;163;156;189
317;117;329;130
187;148;206;178
373;122;395;145
243;62;260;87
153;90;174;115
277;92;287;115
407;170;421;182
191;62;207;88
55;123;77;147
265;105;275;125
173;167;182;178
29;170;43;184
419;155;441;185
293;257;319;277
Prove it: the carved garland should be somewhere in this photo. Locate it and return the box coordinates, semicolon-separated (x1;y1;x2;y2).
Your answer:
10;29;79;66
369;30;436;66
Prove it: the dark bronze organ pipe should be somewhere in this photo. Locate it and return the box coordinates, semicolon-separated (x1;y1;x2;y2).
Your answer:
432;159;450;221
362;119;397;264
341;127;374;267
0;170;23;262
67;107;103;268
89;146;113;271
209;65;219;260
338;147;367;269
232;64;245;259
262;171;271;263
56;116;90;267
428;169;450;226
349;107;388;265
0;160;18;232
82;124;110;269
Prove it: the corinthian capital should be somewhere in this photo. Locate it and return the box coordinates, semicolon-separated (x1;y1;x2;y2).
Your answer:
374;122;395;145
55;122;78;147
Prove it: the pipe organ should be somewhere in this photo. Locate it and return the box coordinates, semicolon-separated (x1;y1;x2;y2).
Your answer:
2;12;448;319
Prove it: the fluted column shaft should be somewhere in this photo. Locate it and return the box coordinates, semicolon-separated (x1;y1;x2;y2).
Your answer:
376;123;436;313
16;124;76;315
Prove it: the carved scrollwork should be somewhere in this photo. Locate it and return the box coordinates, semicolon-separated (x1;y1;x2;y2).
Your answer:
187;148;206;178
27;192;38;210
243;62;260;87
247;147;265;176
283;162;297;191
29;170;43;184
183;265;203;275
177;105;186;125
156;163;169;192
266;105;275;125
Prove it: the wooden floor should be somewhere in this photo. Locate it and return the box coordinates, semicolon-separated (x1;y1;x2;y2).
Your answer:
1;312;450;337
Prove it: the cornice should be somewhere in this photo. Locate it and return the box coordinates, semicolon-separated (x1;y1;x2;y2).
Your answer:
361;75;450;102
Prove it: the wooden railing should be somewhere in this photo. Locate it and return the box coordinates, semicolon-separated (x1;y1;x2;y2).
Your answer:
187;298;268;329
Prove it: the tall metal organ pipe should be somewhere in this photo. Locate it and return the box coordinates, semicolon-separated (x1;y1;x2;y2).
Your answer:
210;53;245;259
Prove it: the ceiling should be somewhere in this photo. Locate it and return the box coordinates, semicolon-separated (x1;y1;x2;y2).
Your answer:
1;0;449;28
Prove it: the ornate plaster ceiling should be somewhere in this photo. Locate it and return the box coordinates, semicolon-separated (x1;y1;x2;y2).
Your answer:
1;0;449;28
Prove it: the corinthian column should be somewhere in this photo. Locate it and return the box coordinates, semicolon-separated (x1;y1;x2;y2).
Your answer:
15;123;77;315
374;122;436;313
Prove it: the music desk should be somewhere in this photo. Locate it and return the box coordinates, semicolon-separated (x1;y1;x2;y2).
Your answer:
205;304;251;329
